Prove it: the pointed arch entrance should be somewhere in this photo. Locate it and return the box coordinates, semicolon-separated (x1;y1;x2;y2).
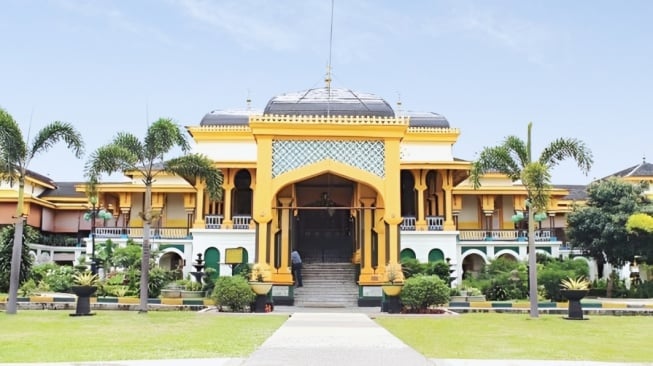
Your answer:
293;173;354;263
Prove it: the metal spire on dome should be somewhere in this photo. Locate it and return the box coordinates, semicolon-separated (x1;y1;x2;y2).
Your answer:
246;89;252;111
324;0;335;117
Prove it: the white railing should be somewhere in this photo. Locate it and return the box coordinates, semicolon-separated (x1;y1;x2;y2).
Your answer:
205;215;223;229
94;227;124;238
491;230;519;240
203;215;252;230
400;216;416;231
401;216;445;231
459;230;487;241
535;230;551;241
458;229;554;242
426;216;444;231
232;215;252;229
94;227;189;239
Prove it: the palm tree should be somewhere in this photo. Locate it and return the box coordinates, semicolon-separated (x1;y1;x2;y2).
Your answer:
0;107;84;314
85;118;222;313
470;122;592;318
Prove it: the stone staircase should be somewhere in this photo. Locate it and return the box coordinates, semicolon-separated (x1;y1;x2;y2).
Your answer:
293;263;359;308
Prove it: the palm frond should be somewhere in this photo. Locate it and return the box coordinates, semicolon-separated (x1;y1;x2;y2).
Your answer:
84;144;140;179
164;153;223;201
28;121;84;161
521;162;551;211
502;136;529;167
112;132;145;162
144;118;190;161
0;108;27;180
470;146;522;188
538;138;593;174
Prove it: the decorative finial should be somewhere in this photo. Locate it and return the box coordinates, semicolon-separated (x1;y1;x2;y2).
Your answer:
396;93;403;117
325;65;332;91
246;89;252;111
643;154;647;164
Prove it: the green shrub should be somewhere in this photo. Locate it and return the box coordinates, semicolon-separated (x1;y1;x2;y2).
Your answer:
184;280;203;292
426;261;453;284
627;280;653;298
463;258;528;300
400;275;450;309
202;267;217;294
400;258;426;279
31;263;75;293
212;275;255;312
19;278;38;297
0;225;38;292
148;266;172;298
538;258;589;301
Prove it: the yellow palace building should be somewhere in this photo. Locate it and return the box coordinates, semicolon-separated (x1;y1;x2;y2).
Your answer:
3;86;598;306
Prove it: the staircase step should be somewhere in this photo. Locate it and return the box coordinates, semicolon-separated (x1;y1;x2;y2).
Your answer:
293;262;359;307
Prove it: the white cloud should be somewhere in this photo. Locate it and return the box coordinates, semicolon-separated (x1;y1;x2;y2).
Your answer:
174;0;304;50
53;0;180;47
461;5;557;66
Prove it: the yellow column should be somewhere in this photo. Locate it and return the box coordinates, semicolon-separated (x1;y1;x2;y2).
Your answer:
151;192;164;213
275;197;293;283
192;180;206;228
384;214;403;265
384;137;402;268
443;170;456;230
118;192;132;227
358;197;376;283
253;136;273;265
222;182;235;229
413;170;427;230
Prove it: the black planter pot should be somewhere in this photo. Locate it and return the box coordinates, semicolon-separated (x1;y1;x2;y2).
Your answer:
561;289;589;320
384;296;402;314
70;285;97;317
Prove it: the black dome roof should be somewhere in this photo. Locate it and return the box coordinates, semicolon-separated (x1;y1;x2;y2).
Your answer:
263;87;395;117
200;110;254;126
406;111;450;128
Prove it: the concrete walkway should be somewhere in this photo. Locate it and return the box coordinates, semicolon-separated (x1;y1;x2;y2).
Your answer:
242;312;433;366
1;309;651;366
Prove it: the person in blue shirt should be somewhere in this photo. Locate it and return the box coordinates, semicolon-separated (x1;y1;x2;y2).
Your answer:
291;249;303;287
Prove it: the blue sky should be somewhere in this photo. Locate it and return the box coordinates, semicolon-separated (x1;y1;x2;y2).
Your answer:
1;0;651;184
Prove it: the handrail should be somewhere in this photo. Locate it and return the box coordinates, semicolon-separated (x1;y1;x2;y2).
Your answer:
94;227;190;239
400;216;444;231
458;229;555;242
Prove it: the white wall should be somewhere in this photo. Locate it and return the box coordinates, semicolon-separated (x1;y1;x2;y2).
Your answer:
400;142;453;162
190;229;256;276
194;141;257;162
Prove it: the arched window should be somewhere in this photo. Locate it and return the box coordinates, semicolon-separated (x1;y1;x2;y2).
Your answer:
204;247;221;277
400;248;416;262
428;249;445;263
234;170;253;216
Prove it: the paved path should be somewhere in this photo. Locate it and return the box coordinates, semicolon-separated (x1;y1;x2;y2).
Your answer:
242;312;433;366
2;309;652;366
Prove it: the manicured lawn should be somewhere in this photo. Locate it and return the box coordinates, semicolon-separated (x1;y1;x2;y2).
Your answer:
1;310;288;363
375;313;653;362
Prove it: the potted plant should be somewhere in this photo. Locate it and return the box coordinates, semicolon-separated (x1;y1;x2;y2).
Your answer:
248;263;272;295
381;262;404;296
381;262;404;313
560;276;590;320
70;271;98;316
161;282;183;298
248;263;273;313
181;280;205;298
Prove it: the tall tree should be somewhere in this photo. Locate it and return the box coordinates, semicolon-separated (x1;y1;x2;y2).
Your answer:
85;118;222;313
0;107;84;314
567;178;653;266
470;122;592;318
